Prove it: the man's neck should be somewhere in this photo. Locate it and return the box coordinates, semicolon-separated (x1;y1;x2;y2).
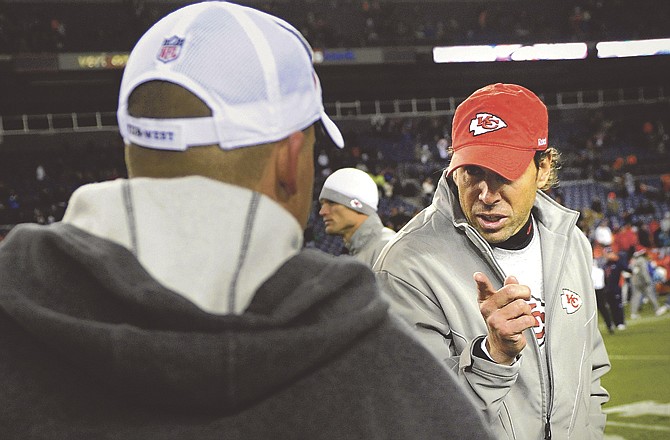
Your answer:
493;215;534;250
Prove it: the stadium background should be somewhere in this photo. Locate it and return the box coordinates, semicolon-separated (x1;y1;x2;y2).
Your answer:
0;1;669;439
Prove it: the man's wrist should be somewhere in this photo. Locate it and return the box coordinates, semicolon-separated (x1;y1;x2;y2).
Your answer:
473;336;519;365
472;336;494;362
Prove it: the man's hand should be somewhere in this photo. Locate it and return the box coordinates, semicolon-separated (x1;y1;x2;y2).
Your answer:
474;272;538;365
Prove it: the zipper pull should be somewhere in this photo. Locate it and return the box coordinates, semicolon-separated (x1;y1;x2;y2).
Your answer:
544;415;552;440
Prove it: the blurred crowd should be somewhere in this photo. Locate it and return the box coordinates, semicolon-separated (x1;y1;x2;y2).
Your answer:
1;112;670;311
0;139;124;235
0;0;668;53
2;105;669;240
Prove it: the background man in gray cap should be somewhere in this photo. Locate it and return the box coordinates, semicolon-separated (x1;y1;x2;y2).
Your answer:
375;83;610;440
0;2;492;439
319;167;396;266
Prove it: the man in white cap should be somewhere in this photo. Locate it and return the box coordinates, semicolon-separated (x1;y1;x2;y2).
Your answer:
375;83;610;440
0;3;492;439
319;167;396;266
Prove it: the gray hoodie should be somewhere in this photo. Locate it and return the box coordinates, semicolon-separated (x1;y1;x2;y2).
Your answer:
0;177;494;440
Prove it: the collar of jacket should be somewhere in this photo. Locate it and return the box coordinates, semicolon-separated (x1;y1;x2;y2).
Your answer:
346;213;384;252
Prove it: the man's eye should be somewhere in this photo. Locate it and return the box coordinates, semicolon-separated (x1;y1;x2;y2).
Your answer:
463;166;483;176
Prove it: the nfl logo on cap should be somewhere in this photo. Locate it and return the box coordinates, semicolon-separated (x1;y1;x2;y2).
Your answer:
158;36;184;63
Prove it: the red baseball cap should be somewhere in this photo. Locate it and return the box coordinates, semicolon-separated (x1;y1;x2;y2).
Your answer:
447;83;548;181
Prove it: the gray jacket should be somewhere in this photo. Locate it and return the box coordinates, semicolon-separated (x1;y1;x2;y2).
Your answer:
374;175;610;440
347;214;396;267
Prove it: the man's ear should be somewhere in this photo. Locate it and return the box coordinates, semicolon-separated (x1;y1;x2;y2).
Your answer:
536;154;551;189
275;130;306;197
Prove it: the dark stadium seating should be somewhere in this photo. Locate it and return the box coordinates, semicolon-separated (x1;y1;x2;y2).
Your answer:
1;0;669;53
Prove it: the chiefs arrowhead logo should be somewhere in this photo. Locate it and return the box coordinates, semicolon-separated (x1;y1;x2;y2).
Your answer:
350;199;363;209
469;113;508;136
560;289;582;314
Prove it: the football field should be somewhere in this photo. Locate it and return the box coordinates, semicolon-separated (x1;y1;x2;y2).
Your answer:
601;297;670;440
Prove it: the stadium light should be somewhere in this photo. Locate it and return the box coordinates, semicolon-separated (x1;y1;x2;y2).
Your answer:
596;38;670;58
433;42;588;63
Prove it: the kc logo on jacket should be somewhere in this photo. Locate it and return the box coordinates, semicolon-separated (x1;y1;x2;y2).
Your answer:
560;289;583;314
469;113;508;136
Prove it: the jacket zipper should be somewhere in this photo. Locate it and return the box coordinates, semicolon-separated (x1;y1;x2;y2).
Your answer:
531;324;553;440
544;336;554;440
543;223;570;440
543;302;553;440
545;413;552;439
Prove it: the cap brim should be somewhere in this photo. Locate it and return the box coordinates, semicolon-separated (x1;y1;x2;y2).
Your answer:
320;111;344;148
446;144;536;181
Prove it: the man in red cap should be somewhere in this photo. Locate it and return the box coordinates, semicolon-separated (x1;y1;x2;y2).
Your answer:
374;83;611;439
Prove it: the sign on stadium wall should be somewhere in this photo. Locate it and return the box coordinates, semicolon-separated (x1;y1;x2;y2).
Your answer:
58;53;129;71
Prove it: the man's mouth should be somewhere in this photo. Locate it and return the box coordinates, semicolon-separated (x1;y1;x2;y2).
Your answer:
475;213;506;230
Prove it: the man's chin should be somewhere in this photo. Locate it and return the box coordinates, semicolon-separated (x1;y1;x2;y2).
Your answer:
477;228;511;244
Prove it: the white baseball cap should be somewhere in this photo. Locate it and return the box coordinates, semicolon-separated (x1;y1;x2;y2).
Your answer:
117;1;344;151
319;168;379;216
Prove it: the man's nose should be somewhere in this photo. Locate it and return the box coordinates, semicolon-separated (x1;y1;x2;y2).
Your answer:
478;179;502;205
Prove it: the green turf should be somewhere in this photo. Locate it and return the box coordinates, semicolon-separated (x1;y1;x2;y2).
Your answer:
599;297;670;440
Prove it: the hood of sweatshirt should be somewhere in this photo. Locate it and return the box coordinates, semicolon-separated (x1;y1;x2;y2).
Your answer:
0;222;387;414
62;176;305;315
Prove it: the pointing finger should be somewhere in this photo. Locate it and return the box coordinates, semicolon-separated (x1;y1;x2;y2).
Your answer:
474;272;496;302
